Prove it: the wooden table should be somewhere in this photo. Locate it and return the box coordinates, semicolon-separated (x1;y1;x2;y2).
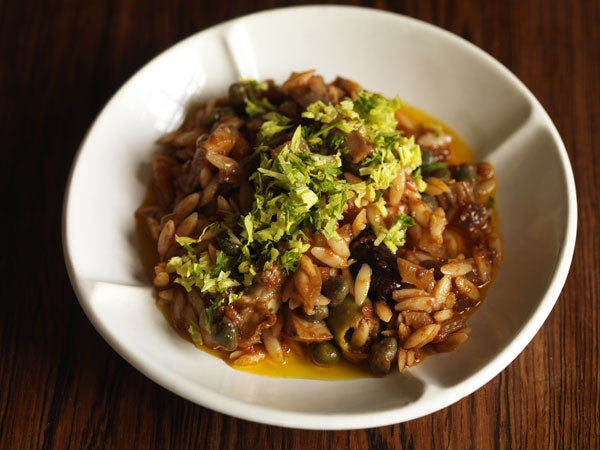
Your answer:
1;1;597;448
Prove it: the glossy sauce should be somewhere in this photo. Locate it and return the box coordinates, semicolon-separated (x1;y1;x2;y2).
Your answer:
401;103;473;164
137;103;485;380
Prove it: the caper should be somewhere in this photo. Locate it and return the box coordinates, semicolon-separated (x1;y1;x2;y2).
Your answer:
421;194;438;210
455;164;477;182
215;236;242;256
369;337;398;376
310;341;341;367
211;317;238;351
430;165;451;183
323;277;351;306
302;304;329;322
421;156;451;182
228;82;249;115
200;106;235;127
421;149;436;166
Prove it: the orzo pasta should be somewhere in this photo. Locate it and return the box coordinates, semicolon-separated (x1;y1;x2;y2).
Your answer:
136;70;502;377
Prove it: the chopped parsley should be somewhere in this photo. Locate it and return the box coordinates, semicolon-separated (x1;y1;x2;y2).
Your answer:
165;234;241;301
374;213;415;253
242;80;276;117
240;126;348;267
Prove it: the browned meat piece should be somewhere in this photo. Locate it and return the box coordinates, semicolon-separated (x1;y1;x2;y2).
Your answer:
224;298;277;349
346;130;374;164
281;70;331;109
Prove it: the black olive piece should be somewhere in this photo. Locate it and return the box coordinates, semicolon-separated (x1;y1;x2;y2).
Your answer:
349;235;398;278
369;275;403;302
349;234;403;302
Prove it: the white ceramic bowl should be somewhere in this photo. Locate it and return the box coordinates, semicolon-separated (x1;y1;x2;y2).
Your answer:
63;6;577;429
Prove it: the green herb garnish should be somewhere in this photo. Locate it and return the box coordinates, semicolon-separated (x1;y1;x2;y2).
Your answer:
166;81;424;298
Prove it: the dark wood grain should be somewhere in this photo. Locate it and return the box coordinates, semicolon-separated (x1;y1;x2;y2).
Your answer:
1;0;597;449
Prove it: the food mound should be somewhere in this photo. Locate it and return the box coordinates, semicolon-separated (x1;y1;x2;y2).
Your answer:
136;70;502;376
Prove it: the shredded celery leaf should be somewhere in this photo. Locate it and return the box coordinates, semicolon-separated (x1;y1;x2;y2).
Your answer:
167;82;425;298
